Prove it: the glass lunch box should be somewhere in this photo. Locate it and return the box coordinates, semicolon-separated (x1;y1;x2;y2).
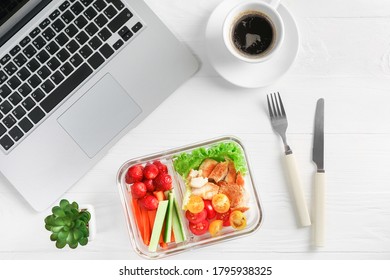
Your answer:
116;136;263;259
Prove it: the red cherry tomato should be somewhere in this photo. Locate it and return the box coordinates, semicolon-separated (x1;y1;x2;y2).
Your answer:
189;220;209;236
216;209;231;227
185;209;207;224
203;200;216;220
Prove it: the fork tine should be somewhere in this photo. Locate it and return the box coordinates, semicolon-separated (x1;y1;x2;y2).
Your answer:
273;92;282;116
271;93;278;117
277;92;286;117
267;95;274;118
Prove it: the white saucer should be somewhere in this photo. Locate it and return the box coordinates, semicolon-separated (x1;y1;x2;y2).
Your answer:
205;0;299;88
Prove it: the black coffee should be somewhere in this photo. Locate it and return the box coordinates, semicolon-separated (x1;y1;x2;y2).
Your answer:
231;12;274;57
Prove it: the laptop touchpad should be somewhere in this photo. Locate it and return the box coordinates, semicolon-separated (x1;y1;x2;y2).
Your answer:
58;74;142;158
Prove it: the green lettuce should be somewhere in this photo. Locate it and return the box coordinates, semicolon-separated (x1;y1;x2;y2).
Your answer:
173;141;247;178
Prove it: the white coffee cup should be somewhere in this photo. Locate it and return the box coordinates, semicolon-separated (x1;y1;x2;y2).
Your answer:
223;0;284;63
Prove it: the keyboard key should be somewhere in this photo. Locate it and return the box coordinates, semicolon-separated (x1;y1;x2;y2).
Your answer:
9;92;22;106
52;19;66;32
18;83;32;97
98;27;111;41
32;36;46;50
12;106;26;120
39;18;51;29
57;49;70;62
9;126;24;142
0;84;11;98
22;97;36;111
113;39;123;50
29;27;41;38
60;62;74;76
59;1;71;12
0;135;14;150
88;36;102;50
23;45;37;58
66;40;80;53
46;41;60;55
10;45;21;56
80;45;93;59
118;26;129;37
85;22;98;36
0;70;7;84
93;0;107;11
49;9;61;20
19;36;31;48
0;100;12;115
47;57;61;71
4;62;17;75
1;54;11;65
65;24;78;38
28;107;45;124
71;2;85;15
74;15;88;29
42;27;56;41
62;10;75;24
132;22;143;33
0;124;6;137
28;74;42;88
26;58;40;72
41;79;55;93
122;31;133;41
32;88;46;102
84;6;97;20
19;117;33;133
36;50;50;64
110;0;125;11
75;31;89;45
37;66;51;80
81;0;94;7
104;5;117;19
99;43;114;59
55;32;69;46
7;76;21;89
41;63;93;113
51;71;65;85
17;67;31;81
87;52;104;69
13;53;28;67
70;53;83;67
107;8;132;33
3;114;16;128
94;13;108;28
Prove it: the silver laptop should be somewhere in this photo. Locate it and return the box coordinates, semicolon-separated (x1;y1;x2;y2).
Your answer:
0;0;199;211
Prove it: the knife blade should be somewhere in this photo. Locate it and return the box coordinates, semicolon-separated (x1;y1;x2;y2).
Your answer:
313;98;325;246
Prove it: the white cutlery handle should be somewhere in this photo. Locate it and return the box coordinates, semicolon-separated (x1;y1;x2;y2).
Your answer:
285;153;311;227
314;172;326;246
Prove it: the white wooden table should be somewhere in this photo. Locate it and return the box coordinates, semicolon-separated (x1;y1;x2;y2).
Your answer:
1;0;389;260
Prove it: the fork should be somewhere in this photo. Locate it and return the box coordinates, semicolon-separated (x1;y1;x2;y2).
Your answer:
267;92;311;227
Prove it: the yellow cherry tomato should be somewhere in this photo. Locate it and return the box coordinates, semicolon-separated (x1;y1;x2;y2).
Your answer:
229;210;247;230
186;195;204;214
211;194;230;213
209;220;223;237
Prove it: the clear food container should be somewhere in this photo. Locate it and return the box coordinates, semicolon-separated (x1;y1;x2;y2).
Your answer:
116;136;263;259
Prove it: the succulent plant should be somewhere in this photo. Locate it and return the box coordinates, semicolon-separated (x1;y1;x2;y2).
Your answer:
44;199;91;249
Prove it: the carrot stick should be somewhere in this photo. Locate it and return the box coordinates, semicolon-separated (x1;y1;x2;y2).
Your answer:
141;209;150;246
171;228;175;243
148;210;157;229
132;198;143;239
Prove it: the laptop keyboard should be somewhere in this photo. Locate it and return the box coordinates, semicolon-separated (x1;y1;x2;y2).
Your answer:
0;0;145;152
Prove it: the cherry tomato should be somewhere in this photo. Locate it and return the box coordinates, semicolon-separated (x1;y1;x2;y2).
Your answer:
211;194;230;213
229;210;247;230
186;195;204;214
216;209;231;226
189;220;209;236
209;220;223;237
185;209;207;224
203;200;216;219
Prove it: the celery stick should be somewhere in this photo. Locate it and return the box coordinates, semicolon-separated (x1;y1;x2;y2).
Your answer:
163;192;174;242
148;200;168;252
172;195;186;242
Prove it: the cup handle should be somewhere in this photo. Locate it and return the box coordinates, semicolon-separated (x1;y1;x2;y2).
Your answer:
268;0;281;8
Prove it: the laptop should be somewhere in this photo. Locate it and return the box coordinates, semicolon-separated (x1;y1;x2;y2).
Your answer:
0;0;199;211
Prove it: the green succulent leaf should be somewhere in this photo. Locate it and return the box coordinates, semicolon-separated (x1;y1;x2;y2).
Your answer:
71;201;79;210
56;239;67;249
58;231;69;241
79;237;88;246
54;217;66;226
59;199;70;209
52;206;66;218
51;226;63;233
69;240;78;249
50;233;58;241
73;229;83;241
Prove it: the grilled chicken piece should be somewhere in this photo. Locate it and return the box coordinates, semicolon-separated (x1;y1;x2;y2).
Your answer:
198;158;218;178
225;160;237;184
208;161;229;183
191;182;219;200
236;172;245;187
218;181;244;208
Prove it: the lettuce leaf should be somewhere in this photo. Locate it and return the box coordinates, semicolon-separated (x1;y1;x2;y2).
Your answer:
173;141;247;178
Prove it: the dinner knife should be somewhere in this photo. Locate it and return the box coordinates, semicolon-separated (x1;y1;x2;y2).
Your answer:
313;98;325;246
